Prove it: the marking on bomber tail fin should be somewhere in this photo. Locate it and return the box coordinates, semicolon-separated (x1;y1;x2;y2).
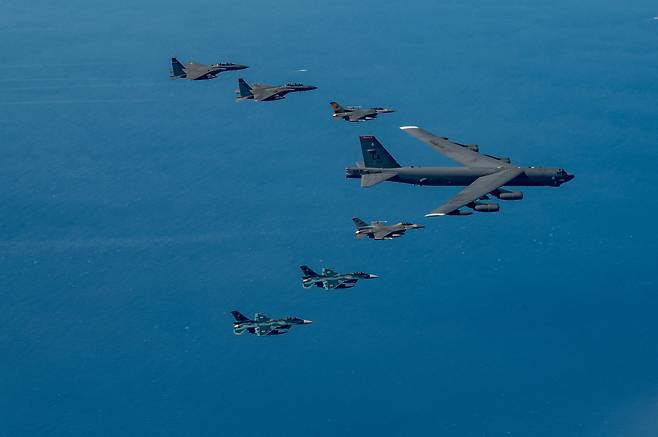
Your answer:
359;136;400;168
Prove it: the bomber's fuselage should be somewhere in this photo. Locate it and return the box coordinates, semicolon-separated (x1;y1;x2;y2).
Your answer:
346;166;574;187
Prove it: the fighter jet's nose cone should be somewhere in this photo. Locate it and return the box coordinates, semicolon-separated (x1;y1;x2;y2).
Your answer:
308;86;318;90
560;173;575;184
369;274;380;279
235;64;248;70
303;320;313;324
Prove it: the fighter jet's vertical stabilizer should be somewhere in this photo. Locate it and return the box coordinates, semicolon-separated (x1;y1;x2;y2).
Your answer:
170;57;186;79
330;101;347;114
237;78;254;100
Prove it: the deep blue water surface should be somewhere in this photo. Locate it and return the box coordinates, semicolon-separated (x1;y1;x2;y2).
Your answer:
2;1;658;436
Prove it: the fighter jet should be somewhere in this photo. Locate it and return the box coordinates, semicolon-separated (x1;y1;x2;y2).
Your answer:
170;57;247;80
330;101;394;122
232;311;312;336
300;266;378;290
352;217;424;240
345;126;575;217
236;78;317;101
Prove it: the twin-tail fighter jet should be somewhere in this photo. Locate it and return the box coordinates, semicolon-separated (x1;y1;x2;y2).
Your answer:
330;101;394;122
346;127;574;217
170;57;247;80
236;78;317;101
232;311;312;336
352;217;424;240
300;266;378;290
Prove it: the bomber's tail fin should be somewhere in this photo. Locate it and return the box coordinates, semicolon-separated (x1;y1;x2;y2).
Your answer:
170;57;186;78
330;101;346;113
360;136;400;168
236;78;253;98
352;217;369;228
231;310;251;323
300;265;318;277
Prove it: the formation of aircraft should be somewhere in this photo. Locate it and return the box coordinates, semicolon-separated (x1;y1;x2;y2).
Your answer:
346;128;574;217
167;57;576;334
232;311;312;336
352;217;424;240
169;57;247;81
330;101;394;122
300;266;378;290
235;78;317;101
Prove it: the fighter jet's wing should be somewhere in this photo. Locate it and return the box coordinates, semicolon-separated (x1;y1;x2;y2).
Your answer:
322;279;341;289
373;228;406;239
321;268;338;276
254;313;271;322
184;64;211;80
252;86;280;101
348;109;376;122
255;325;273;336
400;126;510;168
428;168;524;216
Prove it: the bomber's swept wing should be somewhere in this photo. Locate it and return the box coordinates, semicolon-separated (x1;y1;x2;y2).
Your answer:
428;168;523;216
400;126;509;168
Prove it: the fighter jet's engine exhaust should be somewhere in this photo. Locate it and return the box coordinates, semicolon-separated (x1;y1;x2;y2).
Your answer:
473;203;500;212
493;190;523;200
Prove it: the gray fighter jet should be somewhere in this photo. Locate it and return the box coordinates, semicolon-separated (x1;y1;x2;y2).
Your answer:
232;311;312;336
300;266;378;290
236;78;317;101
330;101;394;122
352;217;424;240
170;57;247;80
345;126;575;217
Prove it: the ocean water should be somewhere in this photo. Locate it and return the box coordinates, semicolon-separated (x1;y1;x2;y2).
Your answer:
1;1;658;436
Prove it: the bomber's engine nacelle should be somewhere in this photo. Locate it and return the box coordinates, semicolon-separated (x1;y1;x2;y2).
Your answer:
473;203;500;212
494;190;523;200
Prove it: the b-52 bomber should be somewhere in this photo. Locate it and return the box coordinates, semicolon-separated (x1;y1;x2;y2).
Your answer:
232;311;312;336
330;101;394;122
352;217;424;240
300;266;378;290
346;127;574;217
170;57;247;80
236;78;317;101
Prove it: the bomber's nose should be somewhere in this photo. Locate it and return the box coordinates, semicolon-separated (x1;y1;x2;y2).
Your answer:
234;64;248;70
